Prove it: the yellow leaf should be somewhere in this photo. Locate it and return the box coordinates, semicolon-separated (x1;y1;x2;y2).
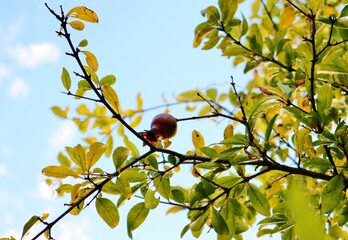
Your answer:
118;124;124;136
69;20;85;30
86;142;106;170
102;84;121;114
74;144;86;172
136;93;143;110
193;27;215;48
67;6;99;23
42;166;79;178
51;106;69;118
130;115;142;128
185;105;197;112
82;50;98;72
192;130;205;149
279;4;295;29
223;124;234;139
76;104;90;115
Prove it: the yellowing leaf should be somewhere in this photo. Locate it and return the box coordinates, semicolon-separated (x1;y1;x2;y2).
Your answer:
112;146;130;170
130;115;142;128
223;124;234;139
95;198;120;228
78;39;88;47
127;202;149;239
144;190;160;209
116;177;132;199
51;106;69;119
279;4;295;29
69;20;85;31
42;165;79;178
82;50;98;72
74;144;87;172
192;130;205;149
61;67;71;91
86;142;106;170
322;174;344;213
21;215;40;239
136;93;143;110
102;84;121;114
100;75;117;86
67;6;99;23
193;27;215;48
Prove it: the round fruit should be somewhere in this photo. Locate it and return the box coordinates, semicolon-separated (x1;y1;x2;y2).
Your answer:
150;113;177;140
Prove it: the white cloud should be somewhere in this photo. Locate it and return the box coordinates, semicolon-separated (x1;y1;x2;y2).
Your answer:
0;163;8;176
38;180;57;200
0;63;10;78
49;120;77;153
7;77;30;99
0;63;10;87
56;222;92;240
7;42;60;68
0;145;12;155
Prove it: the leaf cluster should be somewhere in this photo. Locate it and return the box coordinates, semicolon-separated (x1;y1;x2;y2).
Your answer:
5;1;348;240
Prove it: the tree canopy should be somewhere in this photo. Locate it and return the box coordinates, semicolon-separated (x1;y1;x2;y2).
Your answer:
3;0;348;239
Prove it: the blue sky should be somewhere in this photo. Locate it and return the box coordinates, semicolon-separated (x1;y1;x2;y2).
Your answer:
0;1;270;239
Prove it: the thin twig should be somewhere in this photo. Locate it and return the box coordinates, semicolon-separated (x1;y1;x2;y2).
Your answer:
261;0;278;31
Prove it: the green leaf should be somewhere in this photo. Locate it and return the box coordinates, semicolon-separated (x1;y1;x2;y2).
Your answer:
190;210;210;237
127;202;150;238
95;198;119;228
167;154;177;165
61;67;71;91
317;83;333;114
171;188;186;203
78;39;88;47
202;29;221;50
144;190;160;209
42;165;79;178
212;207;229;235
248;24;263;55
123;135;140;157
193;27;215;48
100;74;117;86
119;169;147;182
322;174;344;213
153;176;172;200
176;90;204;102
249;185;270;216
219;0;238;23
112;146;130;170
116;177;132;199
220;133;247;145
21;215;39;239
265;114;278;142
200;147;219;158
86;142;106;170
240;13;248;38
218;198;236;240
340;5;348;18
214;175;240;188
202;6;220;23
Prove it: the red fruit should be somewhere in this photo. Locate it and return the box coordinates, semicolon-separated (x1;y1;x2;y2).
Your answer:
150;113;177;139
140;113;177;145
